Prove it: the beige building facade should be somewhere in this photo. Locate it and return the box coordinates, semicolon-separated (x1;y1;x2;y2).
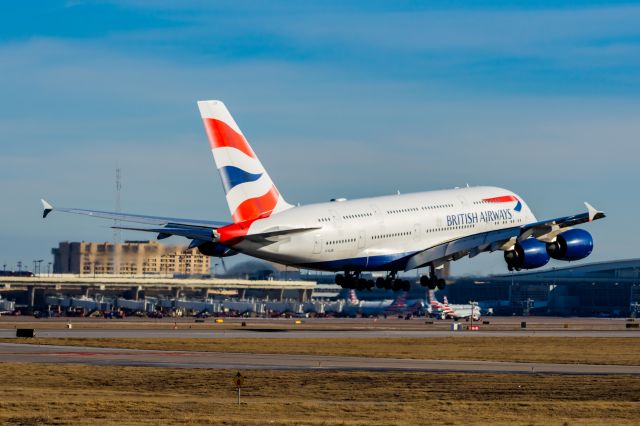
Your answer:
52;241;211;276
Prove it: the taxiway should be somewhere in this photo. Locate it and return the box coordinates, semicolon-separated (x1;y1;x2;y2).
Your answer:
1;342;638;375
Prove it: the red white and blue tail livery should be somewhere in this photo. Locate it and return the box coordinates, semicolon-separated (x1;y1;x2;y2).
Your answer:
199;100;292;223
41;100;606;291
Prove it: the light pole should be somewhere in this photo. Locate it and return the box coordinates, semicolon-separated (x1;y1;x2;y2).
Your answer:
47;262;52;277
17;261;22;273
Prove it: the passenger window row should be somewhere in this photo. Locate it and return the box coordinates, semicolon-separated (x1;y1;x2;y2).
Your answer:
372;231;411;240
386;204;454;215
342;212;373;219
426;223;475;233
326;238;356;245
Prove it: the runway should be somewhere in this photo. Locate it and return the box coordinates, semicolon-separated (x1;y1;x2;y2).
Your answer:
0;328;637;339
1;342;638;375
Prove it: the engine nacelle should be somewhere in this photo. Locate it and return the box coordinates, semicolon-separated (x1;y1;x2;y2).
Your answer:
197;242;237;257
504;238;550;270
546;229;593;261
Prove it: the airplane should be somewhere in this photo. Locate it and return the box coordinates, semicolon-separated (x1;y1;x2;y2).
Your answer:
343;290;422;316
41;100;606;292
427;290;453;318
342;289;394;317
388;295;424;316
443;295;481;321
427;290;479;320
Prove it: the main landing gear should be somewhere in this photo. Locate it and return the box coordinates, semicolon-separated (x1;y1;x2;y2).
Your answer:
335;271;373;291
335;271;411;292
419;265;446;290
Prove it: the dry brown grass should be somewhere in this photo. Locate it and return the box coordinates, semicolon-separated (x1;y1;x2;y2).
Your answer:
3;336;639;366
0;363;638;425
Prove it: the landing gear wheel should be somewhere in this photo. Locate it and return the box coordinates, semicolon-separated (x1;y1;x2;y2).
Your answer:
384;278;393;290
335;274;344;286
436;278;446;290
402;280;411;292
357;278;368;290
420;275;430;287
375;277;385;288
427;275;437;290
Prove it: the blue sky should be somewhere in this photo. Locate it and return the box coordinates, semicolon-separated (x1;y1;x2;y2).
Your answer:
0;1;638;275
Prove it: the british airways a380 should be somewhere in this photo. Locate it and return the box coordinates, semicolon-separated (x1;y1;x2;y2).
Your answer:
41;100;605;292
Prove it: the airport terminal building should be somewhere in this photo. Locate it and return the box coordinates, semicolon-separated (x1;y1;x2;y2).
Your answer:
447;259;640;316
52;241;211;276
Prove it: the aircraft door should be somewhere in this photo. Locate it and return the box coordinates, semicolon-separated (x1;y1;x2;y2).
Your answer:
357;231;366;249
370;204;383;224
329;209;342;229
413;223;421;240
313;235;322;254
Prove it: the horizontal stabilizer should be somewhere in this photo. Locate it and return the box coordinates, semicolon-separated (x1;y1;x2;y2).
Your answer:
41;199;53;218
111;225;215;241
38;199;229;229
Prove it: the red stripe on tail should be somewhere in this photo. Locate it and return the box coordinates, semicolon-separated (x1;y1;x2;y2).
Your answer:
232;185;279;223
202;118;255;158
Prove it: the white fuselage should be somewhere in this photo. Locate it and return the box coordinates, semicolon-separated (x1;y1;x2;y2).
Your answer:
233;186;536;272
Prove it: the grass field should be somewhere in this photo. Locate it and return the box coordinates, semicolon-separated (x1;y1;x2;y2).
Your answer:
0;363;638;425
4;336;639;365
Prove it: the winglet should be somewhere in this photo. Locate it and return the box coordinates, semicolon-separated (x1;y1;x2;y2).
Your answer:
41;199;53;219
584;202;605;222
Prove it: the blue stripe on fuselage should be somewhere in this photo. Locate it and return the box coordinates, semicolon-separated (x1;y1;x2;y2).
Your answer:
297;251;419;272
218;166;262;192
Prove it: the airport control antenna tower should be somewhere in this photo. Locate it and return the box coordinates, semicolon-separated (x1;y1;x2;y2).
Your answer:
113;167;122;273
113;167;122;243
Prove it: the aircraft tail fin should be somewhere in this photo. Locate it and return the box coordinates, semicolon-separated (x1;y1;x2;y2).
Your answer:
388;292;407;310
197;100;293;223
428;290;439;307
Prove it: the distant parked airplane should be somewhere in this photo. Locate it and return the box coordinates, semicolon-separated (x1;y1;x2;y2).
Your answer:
42;100;605;291
443;295;481;321
343;290;422;317
428;290;479;321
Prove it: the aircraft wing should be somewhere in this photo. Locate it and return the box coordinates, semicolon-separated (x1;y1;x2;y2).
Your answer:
41;199;230;230
519;202;605;239
404;202;605;271
405;227;520;270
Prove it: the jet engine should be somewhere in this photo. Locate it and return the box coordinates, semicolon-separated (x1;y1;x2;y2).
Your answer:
546;229;593;261
196;241;237;257
504;238;550;271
